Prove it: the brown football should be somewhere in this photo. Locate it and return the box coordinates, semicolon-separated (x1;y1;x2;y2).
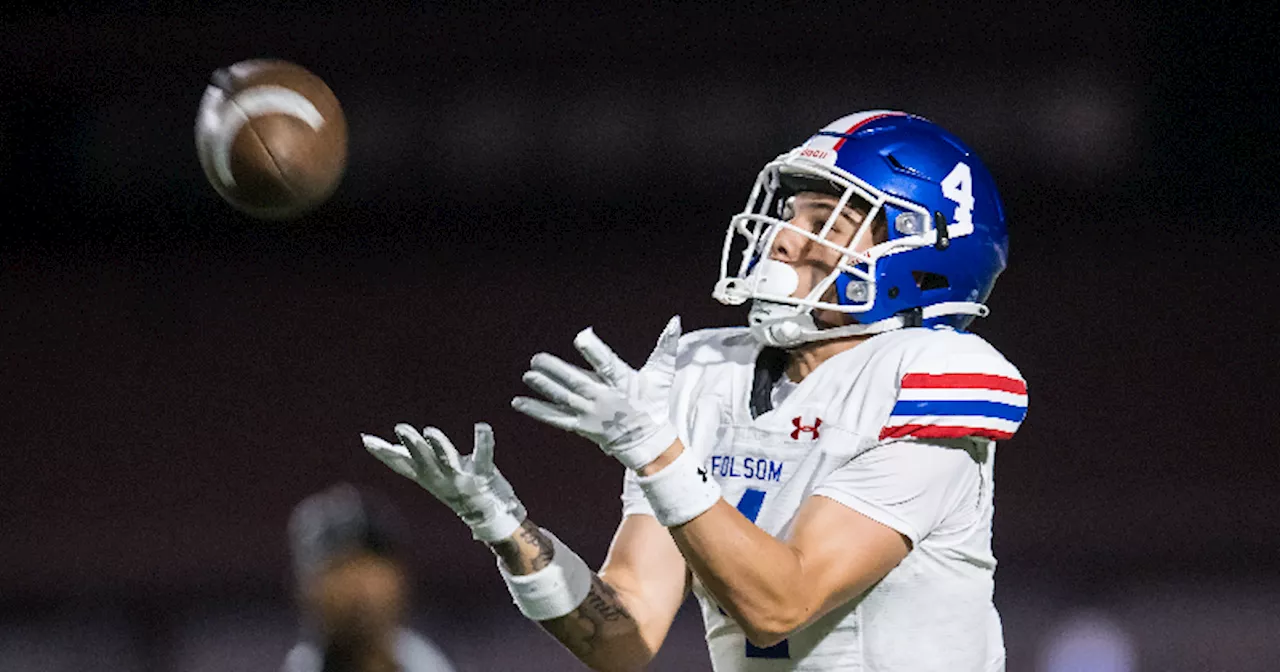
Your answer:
195;59;347;219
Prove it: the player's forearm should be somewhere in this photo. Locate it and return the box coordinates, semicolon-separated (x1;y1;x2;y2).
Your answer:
489;520;655;672
668;501;809;646
490;518;557;574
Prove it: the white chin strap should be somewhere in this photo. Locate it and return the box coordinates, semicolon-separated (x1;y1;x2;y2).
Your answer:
748;302;985;348
739;260;989;348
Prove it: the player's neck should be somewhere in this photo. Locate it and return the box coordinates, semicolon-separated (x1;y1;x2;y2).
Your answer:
784;334;871;382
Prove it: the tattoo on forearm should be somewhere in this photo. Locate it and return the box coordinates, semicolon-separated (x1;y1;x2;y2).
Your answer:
540;574;636;660
490;519;555;574
489;523;641;663
542;602;599;657
581;574;630;622
521;520;555;571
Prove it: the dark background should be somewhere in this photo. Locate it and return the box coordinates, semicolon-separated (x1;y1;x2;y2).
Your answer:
2;3;1278;671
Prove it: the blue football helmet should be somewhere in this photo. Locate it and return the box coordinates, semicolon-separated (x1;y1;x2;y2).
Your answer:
712;110;1009;347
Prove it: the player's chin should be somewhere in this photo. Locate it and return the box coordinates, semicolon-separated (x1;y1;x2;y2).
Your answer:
811;308;855;331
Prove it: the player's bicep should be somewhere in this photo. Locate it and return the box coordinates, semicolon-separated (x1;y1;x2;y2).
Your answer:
787;495;911;623
597;513;690;653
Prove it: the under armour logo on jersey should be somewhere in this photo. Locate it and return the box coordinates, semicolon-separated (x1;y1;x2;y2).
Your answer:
790;416;822;440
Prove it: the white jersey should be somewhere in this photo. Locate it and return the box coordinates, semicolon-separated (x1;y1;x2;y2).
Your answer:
622;326;1028;672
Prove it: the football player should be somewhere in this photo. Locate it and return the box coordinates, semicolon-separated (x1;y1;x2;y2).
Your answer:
283;483;457;672
363;111;1027;671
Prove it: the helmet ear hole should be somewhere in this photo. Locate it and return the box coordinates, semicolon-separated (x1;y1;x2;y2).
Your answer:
912;271;950;291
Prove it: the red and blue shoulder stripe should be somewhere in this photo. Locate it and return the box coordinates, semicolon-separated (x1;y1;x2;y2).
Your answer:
879;372;1028;441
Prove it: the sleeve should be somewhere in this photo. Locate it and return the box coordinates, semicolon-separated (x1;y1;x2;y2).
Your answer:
878;350;1028;442
620;469;655;517
811;440;980;546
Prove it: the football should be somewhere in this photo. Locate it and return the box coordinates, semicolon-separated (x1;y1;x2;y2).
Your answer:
195;59;347;219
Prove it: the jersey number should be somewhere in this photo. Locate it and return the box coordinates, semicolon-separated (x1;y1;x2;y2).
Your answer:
940;161;974;228
735;488;791;660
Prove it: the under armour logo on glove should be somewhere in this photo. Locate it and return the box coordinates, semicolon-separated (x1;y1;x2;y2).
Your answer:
601;411;629;436
790;416;822;440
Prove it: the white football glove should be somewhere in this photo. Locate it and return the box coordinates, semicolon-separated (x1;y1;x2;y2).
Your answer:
361;422;526;543
512;316;681;471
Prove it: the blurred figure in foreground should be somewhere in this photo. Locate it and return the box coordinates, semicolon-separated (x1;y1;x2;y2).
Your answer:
283;483;456;672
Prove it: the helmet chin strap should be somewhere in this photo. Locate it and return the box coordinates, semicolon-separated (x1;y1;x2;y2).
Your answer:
748;302;989;348
738;258;989;348
744;258;888;347
748;302;895;348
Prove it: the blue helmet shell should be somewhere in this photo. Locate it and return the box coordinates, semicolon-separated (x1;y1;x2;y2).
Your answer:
821;114;1009;329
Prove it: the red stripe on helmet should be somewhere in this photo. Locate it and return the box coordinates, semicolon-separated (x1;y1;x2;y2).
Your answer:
831;112;907;150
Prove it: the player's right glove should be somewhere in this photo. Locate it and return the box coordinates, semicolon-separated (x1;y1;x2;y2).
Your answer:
361;422;527;543
512;316;681;471
513;316;722;527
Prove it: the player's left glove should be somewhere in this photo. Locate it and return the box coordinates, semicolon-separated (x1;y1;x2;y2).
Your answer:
512;316;681;471
361;422;527;543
